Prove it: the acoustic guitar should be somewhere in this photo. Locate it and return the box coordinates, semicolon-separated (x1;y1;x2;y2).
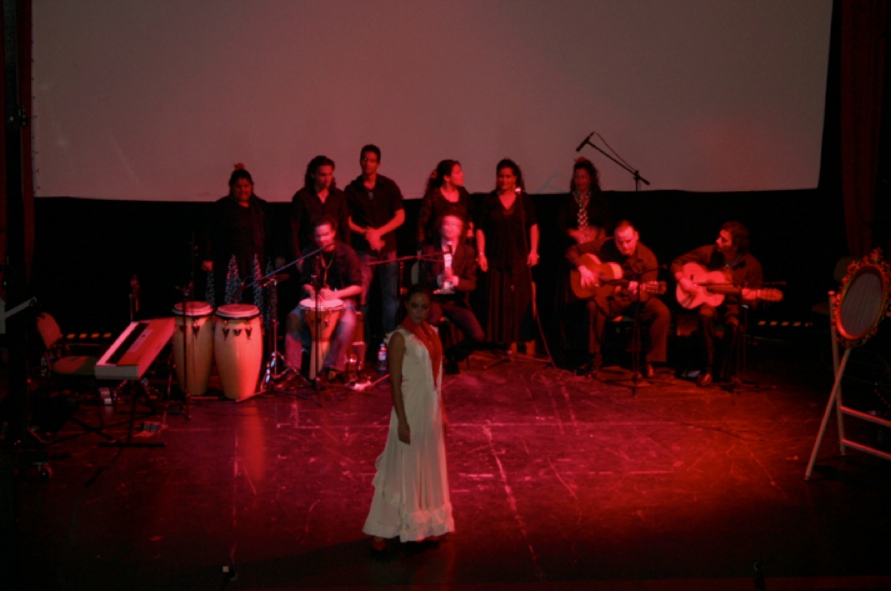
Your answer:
675;262;784;309
570;253;666;299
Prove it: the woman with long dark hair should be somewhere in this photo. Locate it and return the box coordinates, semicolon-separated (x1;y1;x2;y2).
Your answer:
416;159;473;247
557;157;611;247
201;164;281;308
475;159;539;351
290;155;350;258
363;284;454;550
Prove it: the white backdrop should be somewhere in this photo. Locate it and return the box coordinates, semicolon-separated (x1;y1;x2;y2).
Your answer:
32;0;832;200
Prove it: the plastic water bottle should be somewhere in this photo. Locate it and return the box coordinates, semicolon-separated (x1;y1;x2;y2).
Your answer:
377;343;388;374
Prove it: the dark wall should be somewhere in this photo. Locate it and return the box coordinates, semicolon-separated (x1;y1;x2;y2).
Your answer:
32;189;846;337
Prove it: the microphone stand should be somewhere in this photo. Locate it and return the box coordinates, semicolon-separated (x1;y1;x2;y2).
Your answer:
577;134;651;191
172;234;198;420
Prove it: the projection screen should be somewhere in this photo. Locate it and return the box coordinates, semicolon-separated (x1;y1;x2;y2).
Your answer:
32;0;832;200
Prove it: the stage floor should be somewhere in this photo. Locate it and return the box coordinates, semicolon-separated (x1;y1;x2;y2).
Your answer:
6;340;891;591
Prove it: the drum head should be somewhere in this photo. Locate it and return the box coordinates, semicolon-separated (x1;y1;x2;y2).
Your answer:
172;301;214;317
299;297;344;311
833;249;891;348
216;303;260;319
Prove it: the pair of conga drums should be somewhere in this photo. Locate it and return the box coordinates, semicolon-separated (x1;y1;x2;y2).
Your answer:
172;302;263;401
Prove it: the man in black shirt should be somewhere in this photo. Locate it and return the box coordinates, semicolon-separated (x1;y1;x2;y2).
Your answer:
671;221;763;387
285;216;362;380
344;145;405;339
567;220;670;379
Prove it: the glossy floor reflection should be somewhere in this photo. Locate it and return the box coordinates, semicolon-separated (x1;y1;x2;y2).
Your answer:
8;341;891;591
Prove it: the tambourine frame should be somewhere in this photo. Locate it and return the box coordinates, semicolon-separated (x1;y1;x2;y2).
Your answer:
832;248;891;348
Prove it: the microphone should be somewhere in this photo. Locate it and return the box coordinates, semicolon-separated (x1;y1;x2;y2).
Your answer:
575;131;595;152
130;274;141;312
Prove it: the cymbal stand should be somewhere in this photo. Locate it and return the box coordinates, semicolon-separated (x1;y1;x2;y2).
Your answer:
238;248;324;404
255;273;305;394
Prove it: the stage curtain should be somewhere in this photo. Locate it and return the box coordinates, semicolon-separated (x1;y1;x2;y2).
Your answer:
1;0;35;290
840;0;887;257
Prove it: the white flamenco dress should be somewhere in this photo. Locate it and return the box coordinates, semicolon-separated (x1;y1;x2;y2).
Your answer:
362;326;454;542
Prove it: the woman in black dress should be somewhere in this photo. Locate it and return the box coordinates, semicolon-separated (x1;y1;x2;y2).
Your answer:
554;158;611;357
557;157;610;247
200;165;282;309
475;159;539;350
416;159;473;247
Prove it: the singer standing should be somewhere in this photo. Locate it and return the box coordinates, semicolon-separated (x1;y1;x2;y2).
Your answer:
344;145;405;341
566;220;669;379
290;155;351;260
284;216;361;381
475;159;539;352
416;159;474;247
554;157;612;360
200;165;283;309
557;157;611;247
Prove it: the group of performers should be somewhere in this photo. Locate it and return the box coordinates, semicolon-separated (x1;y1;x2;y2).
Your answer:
198;149;776;552
568;218;764;387
200;148;771;389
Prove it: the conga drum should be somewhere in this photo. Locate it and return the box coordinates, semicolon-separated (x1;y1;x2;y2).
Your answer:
213;304;263;400
300;297;344;379
172;301;214;396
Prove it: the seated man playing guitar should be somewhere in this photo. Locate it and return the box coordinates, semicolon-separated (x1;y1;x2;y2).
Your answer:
671;220;778;388
567;219;670;379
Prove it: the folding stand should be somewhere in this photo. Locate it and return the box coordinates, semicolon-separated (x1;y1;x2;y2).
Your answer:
806;248;891;480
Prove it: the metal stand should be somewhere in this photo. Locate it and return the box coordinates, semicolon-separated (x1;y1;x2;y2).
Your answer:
576;132;650;191
593;272;660;397
246;273;309;401
99;379;166;448
805;291;891;479
234;248;324;405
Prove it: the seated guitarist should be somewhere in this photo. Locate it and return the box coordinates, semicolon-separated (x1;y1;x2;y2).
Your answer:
671;221;763;387
567;219;670;379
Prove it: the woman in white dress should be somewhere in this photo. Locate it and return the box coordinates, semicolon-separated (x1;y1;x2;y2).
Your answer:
363;285;454;550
